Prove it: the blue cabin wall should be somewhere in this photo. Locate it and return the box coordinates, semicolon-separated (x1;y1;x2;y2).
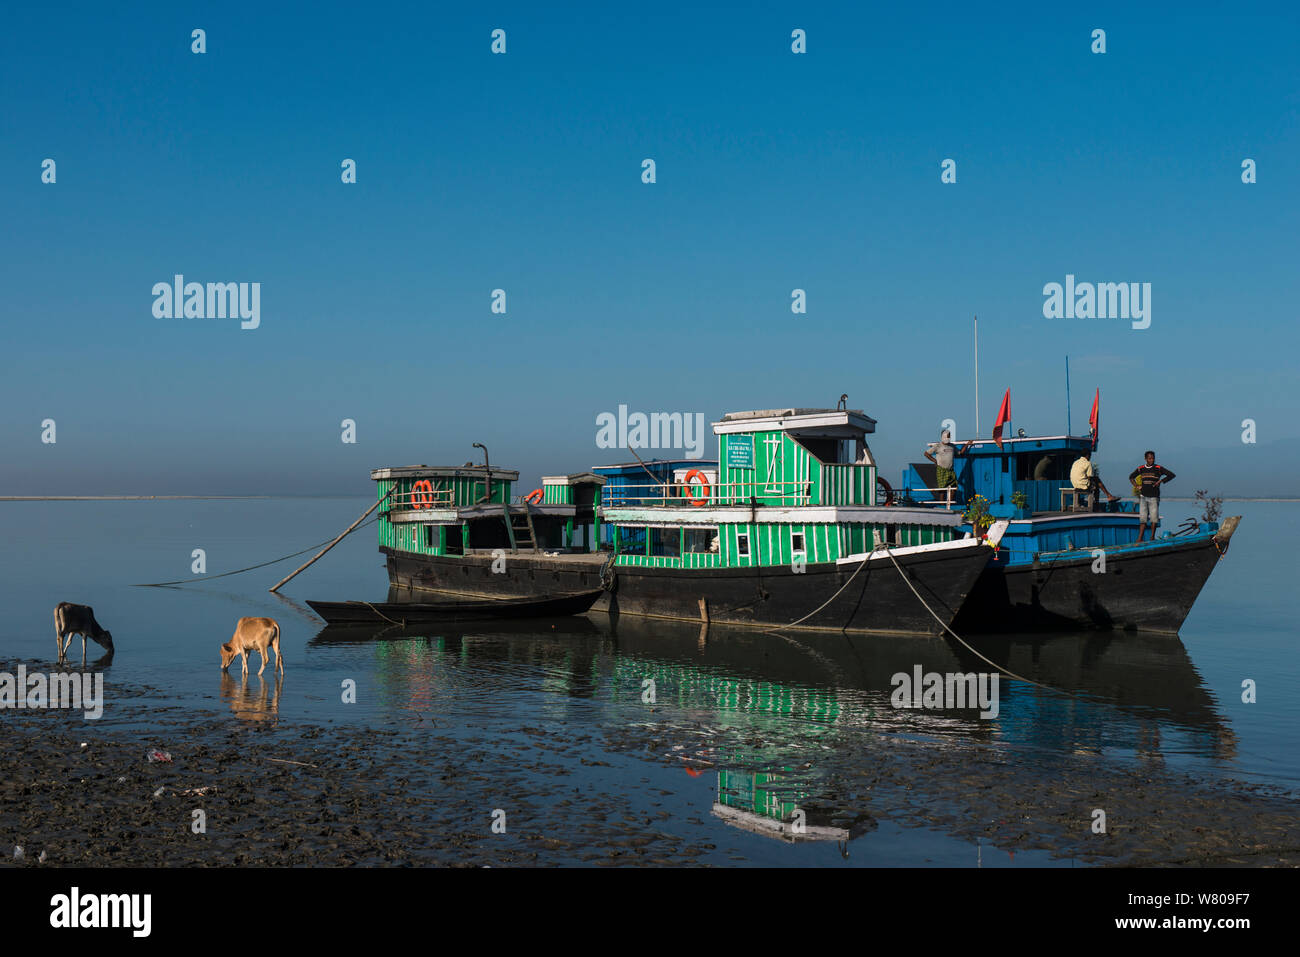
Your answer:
900;436;1137;515
991;515;1142;565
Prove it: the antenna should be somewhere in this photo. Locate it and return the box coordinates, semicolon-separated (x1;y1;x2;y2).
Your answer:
1065;356;1072;437
973;316;980;436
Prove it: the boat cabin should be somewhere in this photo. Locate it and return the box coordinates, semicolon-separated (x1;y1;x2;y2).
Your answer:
599;407;965;569
372;464;605;556
898;434;1160;566
900;434;1142;516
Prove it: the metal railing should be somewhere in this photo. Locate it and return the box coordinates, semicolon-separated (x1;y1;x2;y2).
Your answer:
385;484;456;511
904;485;965;508
600;480;814;509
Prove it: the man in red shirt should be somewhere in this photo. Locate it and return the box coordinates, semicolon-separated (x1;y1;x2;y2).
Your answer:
1129;450;1176;542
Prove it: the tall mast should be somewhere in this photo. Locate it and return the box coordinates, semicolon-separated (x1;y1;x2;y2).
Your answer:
1065;356;1072;436
973;316;980;437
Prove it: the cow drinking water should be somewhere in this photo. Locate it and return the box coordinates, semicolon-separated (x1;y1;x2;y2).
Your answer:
54;603;114;660
220;617;283;677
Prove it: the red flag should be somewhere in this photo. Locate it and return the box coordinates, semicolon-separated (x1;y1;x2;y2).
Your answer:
1089;388;1100;449
992;388;1011;449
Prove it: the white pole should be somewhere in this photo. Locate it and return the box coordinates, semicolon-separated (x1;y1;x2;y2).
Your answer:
974;315;980;437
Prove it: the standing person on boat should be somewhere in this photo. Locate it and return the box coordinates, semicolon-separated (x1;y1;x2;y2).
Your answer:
924;430;974;505
1129;450;1175;542
1069;449;1118;511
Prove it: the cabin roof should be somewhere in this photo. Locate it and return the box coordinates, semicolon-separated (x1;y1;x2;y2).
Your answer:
370;465;521;480
958;435;1096;454
713;408;876;436
541;472;608;485
592;459;716;471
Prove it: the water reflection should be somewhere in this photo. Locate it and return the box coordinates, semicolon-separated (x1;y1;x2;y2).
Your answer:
303;613;1235;845
308;614;1232;754
713;767;876;844
220;671;283;725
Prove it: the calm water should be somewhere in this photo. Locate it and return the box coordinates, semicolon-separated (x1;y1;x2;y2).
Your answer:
1;497;1296;865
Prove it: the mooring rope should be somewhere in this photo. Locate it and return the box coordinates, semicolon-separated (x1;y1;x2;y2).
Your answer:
879;545;1081;699
360;600;405;627
780;548;873;628
132;515;380;587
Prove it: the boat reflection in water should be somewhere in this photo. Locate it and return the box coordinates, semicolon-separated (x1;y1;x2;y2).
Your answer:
308;612;1235;844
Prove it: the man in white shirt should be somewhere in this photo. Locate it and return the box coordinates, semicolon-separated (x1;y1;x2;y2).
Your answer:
1069;449;1118;510
924;430;974;505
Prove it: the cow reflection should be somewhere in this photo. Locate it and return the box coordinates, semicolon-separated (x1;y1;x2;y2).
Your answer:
220;671;282;725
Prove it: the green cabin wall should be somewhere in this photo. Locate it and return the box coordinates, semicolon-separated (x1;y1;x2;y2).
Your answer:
718;430;875;506
613;520;955;569
375;476;508;557
542;483;572;505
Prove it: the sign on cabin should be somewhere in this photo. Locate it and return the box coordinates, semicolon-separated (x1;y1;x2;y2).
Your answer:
727;435;754;469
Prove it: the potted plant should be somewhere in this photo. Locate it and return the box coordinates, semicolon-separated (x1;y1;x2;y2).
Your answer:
963;494;993;539
1010;490;1030;519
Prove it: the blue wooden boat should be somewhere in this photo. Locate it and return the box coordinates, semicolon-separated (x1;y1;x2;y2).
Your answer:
897;433;1240;633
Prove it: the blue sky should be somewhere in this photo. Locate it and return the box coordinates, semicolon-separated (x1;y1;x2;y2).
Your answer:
2;2;1297;495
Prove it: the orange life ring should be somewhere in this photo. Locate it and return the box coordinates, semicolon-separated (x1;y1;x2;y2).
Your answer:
411;479;433;509
524;488;544;504
682;469;710;507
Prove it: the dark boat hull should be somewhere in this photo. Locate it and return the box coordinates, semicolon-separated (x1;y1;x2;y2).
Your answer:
955;527;1234;634
306;590;603;625
382;542;994;636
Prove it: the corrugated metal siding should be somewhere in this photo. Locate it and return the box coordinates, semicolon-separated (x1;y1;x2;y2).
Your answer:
542;483;572;505
821;463;876;505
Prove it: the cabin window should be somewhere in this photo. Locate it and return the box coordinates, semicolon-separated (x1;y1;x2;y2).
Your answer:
736;532;750;557
791;531;806;554
684;527;718;553
792;434;837;463
648;527;681;558
423;525;436;550
1017;451;1069;482
616;526;648;554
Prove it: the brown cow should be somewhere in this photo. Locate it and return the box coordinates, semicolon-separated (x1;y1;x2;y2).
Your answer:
220;617;283;677
54;603;114;660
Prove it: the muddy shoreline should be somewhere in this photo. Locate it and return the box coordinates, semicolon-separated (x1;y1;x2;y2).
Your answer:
2;659;1297;867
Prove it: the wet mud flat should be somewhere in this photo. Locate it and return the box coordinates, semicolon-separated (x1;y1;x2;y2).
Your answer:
610;720;1300;867
0;666;706;867
2;660;1298;867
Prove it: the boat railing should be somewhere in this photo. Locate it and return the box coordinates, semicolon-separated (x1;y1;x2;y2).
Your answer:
600;480;813;508
385;485;457;511
903;486;965;508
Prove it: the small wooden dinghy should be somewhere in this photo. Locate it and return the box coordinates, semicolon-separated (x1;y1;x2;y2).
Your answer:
306;589;604;625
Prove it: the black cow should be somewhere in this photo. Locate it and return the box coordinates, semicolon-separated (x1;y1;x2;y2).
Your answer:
54;603;114;660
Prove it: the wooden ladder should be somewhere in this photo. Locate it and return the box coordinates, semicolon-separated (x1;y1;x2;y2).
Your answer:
503;502;539;553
